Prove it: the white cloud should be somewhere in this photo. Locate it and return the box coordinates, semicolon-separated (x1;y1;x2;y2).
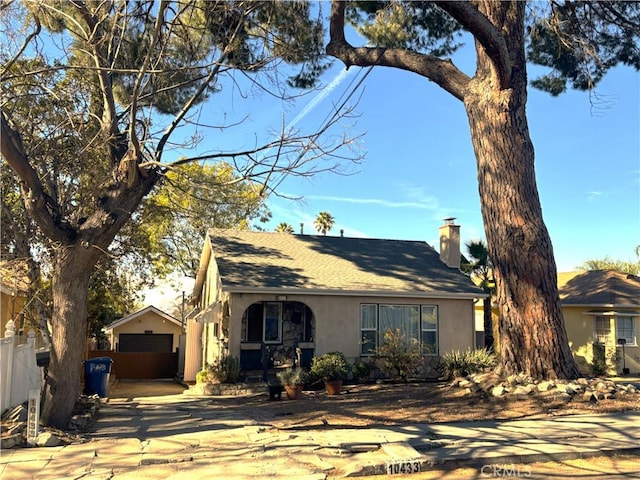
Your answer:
587;191;605;202
304;194;439;210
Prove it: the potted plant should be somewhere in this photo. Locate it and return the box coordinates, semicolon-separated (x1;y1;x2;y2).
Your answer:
276;367;308;400
310;352;351;395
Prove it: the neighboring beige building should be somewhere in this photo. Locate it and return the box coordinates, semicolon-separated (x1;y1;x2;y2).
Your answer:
474;269;640;376
0;260;29;337
104;305;183;353
559;270;640;375
189;222;483;377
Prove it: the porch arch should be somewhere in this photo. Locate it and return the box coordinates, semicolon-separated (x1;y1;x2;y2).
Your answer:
239;300;315;371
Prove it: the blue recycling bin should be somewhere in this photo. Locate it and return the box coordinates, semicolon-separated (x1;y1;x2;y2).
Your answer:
84;357;113;397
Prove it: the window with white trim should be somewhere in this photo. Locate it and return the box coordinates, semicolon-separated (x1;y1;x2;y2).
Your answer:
264;302;282;343
360;304;378;355
594;316;611;344
360;304;438;356
617;317;637;346
421;306;438;355
593;315;638;346
244;302;282;343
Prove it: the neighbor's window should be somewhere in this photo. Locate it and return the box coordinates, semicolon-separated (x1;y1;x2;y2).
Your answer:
594;316;612;344
617;317;637;346
360;304;438;356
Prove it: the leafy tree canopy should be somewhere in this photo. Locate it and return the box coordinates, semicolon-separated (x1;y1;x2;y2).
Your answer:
135;162;270;278
313;211;335;235
579;246;640;276
343;1;640;96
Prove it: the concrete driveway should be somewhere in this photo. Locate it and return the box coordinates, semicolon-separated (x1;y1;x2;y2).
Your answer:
108;379;187;399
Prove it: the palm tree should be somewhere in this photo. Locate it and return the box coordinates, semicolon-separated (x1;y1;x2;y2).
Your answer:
461;240;496;350
275;223;294;234
313;212;335;236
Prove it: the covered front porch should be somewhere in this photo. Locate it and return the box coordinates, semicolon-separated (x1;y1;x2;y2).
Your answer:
239;300;316;373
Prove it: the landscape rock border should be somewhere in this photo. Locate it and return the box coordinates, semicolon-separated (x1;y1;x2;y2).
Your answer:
452;372;638;402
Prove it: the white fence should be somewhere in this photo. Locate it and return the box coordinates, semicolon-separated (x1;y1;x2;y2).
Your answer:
0;320;43;413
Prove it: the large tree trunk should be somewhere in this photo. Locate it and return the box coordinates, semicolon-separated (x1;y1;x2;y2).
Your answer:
482;298;494;350
465;1;579;380
41;245;99;428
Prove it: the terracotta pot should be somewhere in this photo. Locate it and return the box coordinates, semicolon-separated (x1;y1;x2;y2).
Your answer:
324;380;342;396
284;384;303;400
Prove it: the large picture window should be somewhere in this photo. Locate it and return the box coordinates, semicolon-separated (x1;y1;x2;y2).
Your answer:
360;304;438;356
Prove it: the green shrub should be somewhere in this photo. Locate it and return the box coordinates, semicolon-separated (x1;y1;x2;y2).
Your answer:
207;355;241;383
375;329;423;381
441;347;496;379
352;359;372;382
310;352;351;381
591;343;618;376
195;369;209;384
276;367;308;386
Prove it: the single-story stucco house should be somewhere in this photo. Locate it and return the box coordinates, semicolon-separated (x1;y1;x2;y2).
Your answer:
187;220;484;379
559;269;640;375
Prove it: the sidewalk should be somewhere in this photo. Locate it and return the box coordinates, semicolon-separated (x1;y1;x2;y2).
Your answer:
1;384;639;479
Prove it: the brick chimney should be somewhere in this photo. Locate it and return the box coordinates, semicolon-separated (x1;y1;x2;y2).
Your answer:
439;218;461;269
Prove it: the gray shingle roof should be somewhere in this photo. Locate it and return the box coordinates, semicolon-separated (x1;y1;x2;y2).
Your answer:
558;270;640;306
207;229;482;296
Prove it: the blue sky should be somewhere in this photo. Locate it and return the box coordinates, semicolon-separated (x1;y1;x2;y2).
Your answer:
243;55;639;273
165;33;639;279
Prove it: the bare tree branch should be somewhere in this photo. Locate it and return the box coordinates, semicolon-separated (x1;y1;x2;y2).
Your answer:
326;1;470;101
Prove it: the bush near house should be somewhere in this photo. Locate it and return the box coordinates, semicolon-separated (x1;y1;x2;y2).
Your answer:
441;348;496;379
203;355;241;384
351;359;373;383
276;367;308;386
374;329;423;381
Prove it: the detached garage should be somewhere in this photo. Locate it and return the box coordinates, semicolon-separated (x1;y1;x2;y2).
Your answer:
100;305;182;379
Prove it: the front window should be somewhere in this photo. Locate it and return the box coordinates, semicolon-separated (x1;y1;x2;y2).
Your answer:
264;302;281;343
421;306;438;355
361;304;438;355
243;301;313;344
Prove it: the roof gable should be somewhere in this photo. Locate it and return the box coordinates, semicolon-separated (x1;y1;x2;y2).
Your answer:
206;229;482;297
105;305;181;331
558;270;640;306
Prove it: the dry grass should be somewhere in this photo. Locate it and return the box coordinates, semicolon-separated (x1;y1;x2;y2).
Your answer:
206;381;640;429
